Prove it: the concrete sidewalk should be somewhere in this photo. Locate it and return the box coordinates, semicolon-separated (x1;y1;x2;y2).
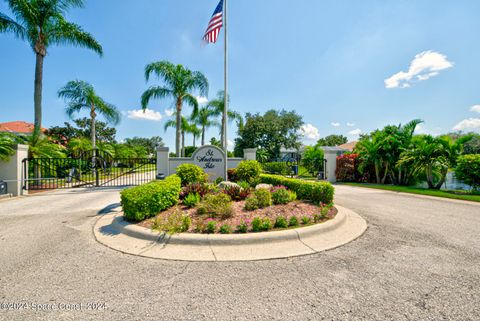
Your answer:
93;205;367;261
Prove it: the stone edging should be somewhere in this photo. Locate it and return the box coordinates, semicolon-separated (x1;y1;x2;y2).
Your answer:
93;205;367;261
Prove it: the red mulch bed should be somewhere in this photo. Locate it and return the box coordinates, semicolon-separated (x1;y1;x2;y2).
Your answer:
138;200;337;233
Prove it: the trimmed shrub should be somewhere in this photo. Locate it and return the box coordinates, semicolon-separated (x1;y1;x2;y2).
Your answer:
176;164;207;186
301;216;311;225
251;217;262;232
288;216;299;227
121;175;181;222
197;193;234;219
219;224;232;234
205;220;217;234
254;188;272;208
271;186;291;205
236;220;249;233
262;162;290;175
455;154;480;190
236;160;262;183
274;216;288;228
244;196;260;211
259;174;334;204
260;218;273;231
183;192;200;208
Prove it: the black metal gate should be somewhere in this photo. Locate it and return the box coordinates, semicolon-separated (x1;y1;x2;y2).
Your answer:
22;150;156;190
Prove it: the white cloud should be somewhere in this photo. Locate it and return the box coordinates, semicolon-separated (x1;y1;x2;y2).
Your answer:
384;51;453;89
331;122;341;127
470;105;480;113
127;109;163;121
453;118;480;132
300;124;320;140
164;108;174;117
196;96;209;105
348;128;362;138
346;122;355;127
227;139;234;150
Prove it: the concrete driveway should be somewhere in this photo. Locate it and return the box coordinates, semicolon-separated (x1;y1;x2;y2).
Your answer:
0;185;479;320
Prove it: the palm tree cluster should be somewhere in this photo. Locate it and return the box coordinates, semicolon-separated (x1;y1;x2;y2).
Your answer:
355;120;473;189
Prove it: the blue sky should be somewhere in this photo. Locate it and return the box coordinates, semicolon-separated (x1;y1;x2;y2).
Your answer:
1;0;480;149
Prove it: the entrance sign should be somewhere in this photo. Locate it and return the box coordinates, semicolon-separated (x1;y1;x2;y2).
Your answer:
192;145;226;181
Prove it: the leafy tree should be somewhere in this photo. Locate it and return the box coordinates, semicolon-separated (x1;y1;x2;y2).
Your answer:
455;155;480;190
447;132;480;154
317;135;348;147
73;118;117;144
0;0;102;136
210;137;222;148
67;137;91;157
234;110;303;160
58;80;120;152
141;61;208;157
302;145;325;176
124;136;164;155
207;91;242;148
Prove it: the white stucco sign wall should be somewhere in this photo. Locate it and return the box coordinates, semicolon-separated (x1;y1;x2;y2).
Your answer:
192;146;225;181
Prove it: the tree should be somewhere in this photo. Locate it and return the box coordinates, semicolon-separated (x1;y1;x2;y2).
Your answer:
58;80;120;152
302;145;325;176
73;118;117;144
447;132;480;154
124;136;164;155
317;135;348;147
0;132;21;161
0;0;103;136
192;106;219;146
234;110;303;160
207;91;242;148
141;61;208;157
210;137;222;148
67;137;91;157
400;134;472;189
164;116;192;157
455;155;480;190
355;134;385;184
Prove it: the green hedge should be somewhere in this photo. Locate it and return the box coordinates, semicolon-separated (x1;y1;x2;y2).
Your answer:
262;162;290;175
260;174;334;204
121;175;182;222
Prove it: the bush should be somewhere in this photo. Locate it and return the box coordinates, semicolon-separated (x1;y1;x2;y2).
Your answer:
260;218;272;231
336;154;359;182
236;220;249;233
244;196;260;211
271;186;291;205
214;177;224;185
251;217;262;232
237;180;250;190
289;216;299;227
301;216;311;225
455;154;480;190
197;193;234;219
219;224;232;234
274;216;288;228
289;190;297;201
262;162;290;175
183;192;200;208
176;164;207;186
254;188;272;208
121;175;181;222
180;182;212;199
152;209;191;234
260;174;334;204
227;168;239;182
236;160;262;183
205;220;217;234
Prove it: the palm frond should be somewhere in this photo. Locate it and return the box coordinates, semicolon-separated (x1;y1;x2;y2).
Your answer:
96;98;121;125
0;12;27;39
183;93;199;117
140;86;173;109
144;60;176;83
48;17;102;56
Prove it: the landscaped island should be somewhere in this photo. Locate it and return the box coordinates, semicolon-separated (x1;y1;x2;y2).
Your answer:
120;160;335;234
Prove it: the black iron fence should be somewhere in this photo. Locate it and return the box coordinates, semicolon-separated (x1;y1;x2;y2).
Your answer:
22;150;156;190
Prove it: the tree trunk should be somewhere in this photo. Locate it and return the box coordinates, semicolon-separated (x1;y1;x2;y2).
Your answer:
374;162;381;184
434;168;448;190
90;105;97;150
426;165;435;189
181;130;185;157
33;53;44;136
381;163;389;184
193;134;196;147
220;120;225;149
201;127;205;146
175;99;182;157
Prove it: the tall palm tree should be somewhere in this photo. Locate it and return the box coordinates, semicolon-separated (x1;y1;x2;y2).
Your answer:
164;117;188;157
191;106;219;146
0;0;103;136
58;80;120;152
185;121;201;147
141;61;208;157
355;135;384;184
207;91;242;149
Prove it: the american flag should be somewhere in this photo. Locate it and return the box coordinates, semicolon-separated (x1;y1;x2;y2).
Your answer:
203;0;224;44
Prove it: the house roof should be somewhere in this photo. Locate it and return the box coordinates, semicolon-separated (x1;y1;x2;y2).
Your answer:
337;141;358;152
0;121;46;134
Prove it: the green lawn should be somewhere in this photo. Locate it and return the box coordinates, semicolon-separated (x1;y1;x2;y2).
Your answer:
339;182;480;203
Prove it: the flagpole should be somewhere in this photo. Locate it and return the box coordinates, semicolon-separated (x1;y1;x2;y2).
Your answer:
223;0;228;181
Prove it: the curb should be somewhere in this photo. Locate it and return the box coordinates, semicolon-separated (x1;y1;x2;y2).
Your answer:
94;206;367;261
110;209;347;246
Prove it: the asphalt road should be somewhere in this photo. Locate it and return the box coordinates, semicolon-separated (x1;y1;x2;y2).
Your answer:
0;185;479;320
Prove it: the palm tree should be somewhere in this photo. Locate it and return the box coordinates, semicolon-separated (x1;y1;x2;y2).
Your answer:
164;117;189;157
355;135;385;184
67;137;91;157
207;91;242;148
0;132;20;161
185;121;201;147
191;106;219;146
58;80;120;152
0;0;103;136
141;61;208;157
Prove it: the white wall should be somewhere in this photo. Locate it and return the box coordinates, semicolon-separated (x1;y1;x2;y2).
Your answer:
0;144;28;196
